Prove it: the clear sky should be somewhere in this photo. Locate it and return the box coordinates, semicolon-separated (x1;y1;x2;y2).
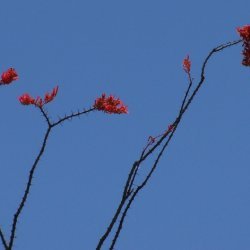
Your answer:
0;0;250;249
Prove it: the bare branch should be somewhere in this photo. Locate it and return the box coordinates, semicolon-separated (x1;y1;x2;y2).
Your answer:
39;107;52;126
51;107;95;127
0;228;8;250
179;72;193;115
8;127;52;249
8;105;96;249
98;39;242;249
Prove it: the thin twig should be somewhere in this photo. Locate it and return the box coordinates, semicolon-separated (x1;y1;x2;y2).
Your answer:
179;73;193;115
8;127;52;249
110;127;177;249
105;74;192;249
0;228;8;250
39;107;51;126
51;108;95;127
8;106;96;249
96;191;132;250
99;39;242;249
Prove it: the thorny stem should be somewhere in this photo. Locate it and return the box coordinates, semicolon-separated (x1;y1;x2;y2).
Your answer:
140;40;241;164
97;39;242;249
0;39;242;250
0;107;95;250
8;127;52;249
51;108;95;127
39;107;51;126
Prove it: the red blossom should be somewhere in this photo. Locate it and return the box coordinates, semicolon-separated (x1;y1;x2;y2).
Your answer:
237;25;250;66
19;86;59;107
93;94;128;114
44;86;59;104
0;68;18;84
237;25;250;41
183;55;191;73
242;44;250;66
19;94;35;105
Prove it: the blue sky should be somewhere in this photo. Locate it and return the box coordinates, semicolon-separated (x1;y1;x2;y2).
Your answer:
0;0;250;249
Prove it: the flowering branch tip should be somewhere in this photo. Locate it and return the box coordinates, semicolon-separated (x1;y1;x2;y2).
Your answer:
93;93;128;114
237;25;250;66
19;86;59;107
0;68;18;85
183;55;191;73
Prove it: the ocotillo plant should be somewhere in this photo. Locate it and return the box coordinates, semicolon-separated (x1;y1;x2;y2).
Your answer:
0;24;249;250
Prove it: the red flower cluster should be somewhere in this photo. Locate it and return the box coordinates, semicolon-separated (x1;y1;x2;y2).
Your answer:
19;86;59;107
0;68;18;84
237;25;250;66
183;55;191;73
93;94;128;114
19;93;36;105
44;86;59;104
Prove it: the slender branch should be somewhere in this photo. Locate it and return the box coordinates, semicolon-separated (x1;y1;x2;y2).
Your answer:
179;73;193;115
1;38;242;250
125;73;193;198
97;153;149;249
8;105;96;249
98;39;242;249
110;128;177;249
110;128;177;248
139;130;176;191
96;96;180;249
109;190;137;250
96;191;132;250
181;39;241;117
140;39;242;164
125;146;154;195
8;127;52;249
0;228;8;250
122;161;139;199
51;108;95;127
39;107;51;126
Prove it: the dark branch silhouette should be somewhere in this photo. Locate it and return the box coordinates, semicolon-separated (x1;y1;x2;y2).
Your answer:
8;127;51;249
51;107;95;127
0;229;8;249
96;39;242;250
0;38;243;250
1;106;95;250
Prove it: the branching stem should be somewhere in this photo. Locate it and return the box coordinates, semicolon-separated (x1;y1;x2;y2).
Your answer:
97;39;242;249
1;107;95;250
